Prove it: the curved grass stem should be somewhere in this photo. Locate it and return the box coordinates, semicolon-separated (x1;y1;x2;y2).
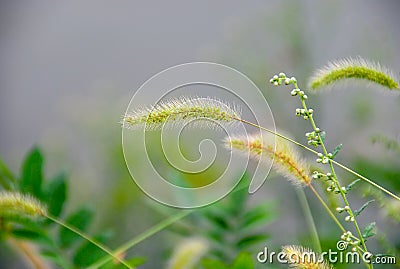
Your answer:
87;210;191;269
45;214;132;269
296;188;322;253
308;184;346;232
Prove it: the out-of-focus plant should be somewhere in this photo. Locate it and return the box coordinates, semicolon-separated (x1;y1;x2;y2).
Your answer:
0;147;144;269
168;174;274;264
123;57;400;268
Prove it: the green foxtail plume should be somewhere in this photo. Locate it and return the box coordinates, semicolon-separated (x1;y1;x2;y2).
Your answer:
308;57;399;91
122;97;240;130
0;191;47;219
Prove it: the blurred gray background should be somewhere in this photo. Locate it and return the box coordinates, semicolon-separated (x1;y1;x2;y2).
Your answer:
1;1;399;268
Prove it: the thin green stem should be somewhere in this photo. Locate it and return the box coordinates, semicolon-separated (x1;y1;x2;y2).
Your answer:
87;210;191;269
331;160;399;201
233;117;319;155
45;214;132;269
296;188;322;252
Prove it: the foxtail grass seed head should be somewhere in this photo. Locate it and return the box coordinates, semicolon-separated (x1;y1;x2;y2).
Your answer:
122;97;241;130
167;238;208;269
226;132;311;186
282;245;333;269
0;191;47;219
308;57;399;91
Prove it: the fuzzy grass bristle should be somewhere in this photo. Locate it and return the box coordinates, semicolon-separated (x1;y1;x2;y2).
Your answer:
122;97;241;130
0;191;47;219
226;132;311;186
282;245;333;269
308;57;399;91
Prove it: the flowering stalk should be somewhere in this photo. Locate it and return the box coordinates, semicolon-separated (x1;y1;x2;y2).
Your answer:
271;72;373;268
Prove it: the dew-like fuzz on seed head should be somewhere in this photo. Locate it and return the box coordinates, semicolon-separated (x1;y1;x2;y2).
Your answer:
122;97;241;131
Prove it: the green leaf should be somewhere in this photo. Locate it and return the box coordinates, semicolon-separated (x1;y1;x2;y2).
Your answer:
45;172;67;217
205;230;224;244
226;174;250;214
1;213;44;228
11;228;52;245
204;211;230;230
345;179;361;192
241;204;273;230
20;147;44;198
236;234;268;249
0;158;15;190
201;259;228;269
332;144;343;158
59;206;94;248
355;200;375;217
73;231;113;267
41;247;69;268
362;222;376;239
232;252;254;269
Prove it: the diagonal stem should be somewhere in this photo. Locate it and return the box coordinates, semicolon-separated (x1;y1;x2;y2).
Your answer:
232;117;400;202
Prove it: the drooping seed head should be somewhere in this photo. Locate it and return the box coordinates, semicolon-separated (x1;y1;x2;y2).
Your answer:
225;132;312;186
308;57;399;91
0;191;47;220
